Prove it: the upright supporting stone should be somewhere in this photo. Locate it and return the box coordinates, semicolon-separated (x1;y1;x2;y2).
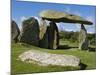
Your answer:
11;20;20;43
48;21;59;49
79;24;88;50
39;18;49;48
19;17;39;46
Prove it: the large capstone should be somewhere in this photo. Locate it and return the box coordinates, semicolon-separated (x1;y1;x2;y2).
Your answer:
11;20;20;43
48;21;59;49
79;24;88;50
19;17;39;46
19;50;81;67
39;18;49;48
40;10;93;25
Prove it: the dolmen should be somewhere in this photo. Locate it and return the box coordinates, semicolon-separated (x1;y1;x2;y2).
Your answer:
12;10;93;50
39;10;93;50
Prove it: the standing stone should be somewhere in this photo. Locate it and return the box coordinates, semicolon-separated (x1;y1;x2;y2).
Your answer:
79;24;88;50
39;18;49;48
19;17;39;46
48;21;59;49
11;20;20;43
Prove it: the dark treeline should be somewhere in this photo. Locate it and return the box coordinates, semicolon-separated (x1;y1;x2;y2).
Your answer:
59;31;96;46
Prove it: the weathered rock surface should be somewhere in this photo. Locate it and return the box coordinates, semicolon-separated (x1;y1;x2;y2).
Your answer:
39;19;49;48
40;10;93;25
19;50;80;67
39;19;59;49
79;24;88;50
48;21;59;49
19;17;39;46
11;20;20;43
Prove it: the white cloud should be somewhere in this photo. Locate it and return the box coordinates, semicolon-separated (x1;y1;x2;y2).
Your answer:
75;23;81;29
84;16;95;31
56;23;60;25
20;16;28;22
65;8;82;16
86;16;94;22
56;23;63;31
34;16;41;25
65;28;73;32
19;16;41;30
34;16;40;22
87;29;95;34
18;16;30;30
21;16;40;22
18;22;22;31
56;23;73;32
65;7;71;13
19;16;28;30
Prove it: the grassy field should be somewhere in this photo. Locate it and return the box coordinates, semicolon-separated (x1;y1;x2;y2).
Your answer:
11;40;96;75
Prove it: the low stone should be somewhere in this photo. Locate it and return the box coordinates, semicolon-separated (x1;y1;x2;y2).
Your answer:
19;50;80;67
11;20;20;43
19;17;39;46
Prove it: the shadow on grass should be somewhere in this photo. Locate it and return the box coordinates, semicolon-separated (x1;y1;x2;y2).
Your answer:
79;63;87;70
88;47;96;52
57;45;96;52
57;45;78;50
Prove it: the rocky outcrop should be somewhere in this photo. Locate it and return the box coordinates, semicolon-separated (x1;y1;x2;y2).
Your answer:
19;50;80;67
19;17;39;46
11;20;20;43
79;24;89;50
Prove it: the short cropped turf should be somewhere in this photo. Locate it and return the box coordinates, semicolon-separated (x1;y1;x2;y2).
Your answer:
11;40;96;75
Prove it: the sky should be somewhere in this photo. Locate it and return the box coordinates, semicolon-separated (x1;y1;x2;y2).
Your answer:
12;0;96;33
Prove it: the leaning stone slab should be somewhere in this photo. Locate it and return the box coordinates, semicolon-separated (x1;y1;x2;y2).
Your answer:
19;50;80;67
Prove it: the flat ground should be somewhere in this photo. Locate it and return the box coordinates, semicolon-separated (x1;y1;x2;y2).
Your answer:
11;40;96;75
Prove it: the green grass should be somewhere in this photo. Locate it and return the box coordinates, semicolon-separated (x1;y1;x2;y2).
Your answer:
11;40;96;75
